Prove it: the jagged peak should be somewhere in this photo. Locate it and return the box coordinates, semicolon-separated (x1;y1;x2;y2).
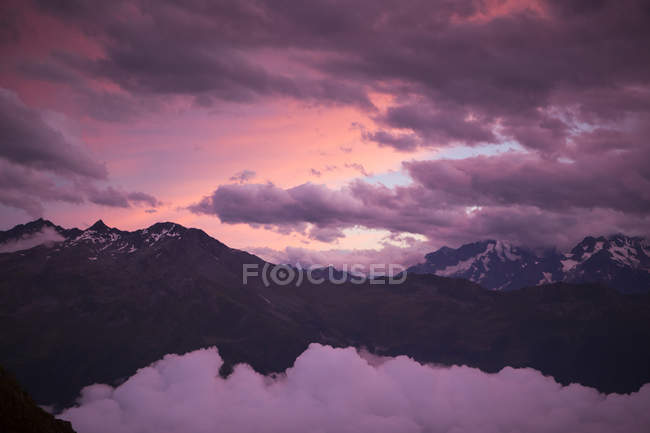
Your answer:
14;218;54;229
87;220;110;231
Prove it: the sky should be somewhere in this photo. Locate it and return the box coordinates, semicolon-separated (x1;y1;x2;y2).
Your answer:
1;0;650;265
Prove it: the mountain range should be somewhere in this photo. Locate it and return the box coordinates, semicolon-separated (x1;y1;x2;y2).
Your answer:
4;219;649;293
1;219;650;410
408;236;650;292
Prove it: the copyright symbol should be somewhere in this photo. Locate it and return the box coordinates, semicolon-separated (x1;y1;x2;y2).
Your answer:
270;264;296;286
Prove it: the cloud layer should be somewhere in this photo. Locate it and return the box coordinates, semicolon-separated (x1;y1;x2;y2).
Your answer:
0;226;64;253
61;343;650;433
251;238;430;271
20;0;650;151
0;88;160;217
189;152;650;249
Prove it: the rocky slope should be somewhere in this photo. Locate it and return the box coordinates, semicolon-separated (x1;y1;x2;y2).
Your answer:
0;364;76;433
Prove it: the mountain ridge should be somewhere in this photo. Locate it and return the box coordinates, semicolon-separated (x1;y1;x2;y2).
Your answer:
0;365;76;433
3;219;649;293
1;219;650;409
409;235;650;293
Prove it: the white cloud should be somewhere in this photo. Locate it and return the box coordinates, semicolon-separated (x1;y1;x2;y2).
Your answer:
251;239;432;273
61;344;650;433
0;226;65;253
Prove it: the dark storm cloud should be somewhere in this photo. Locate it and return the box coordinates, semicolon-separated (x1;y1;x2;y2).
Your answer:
0;88;107;179
307;225;346;242
189;134;650;247
378;103;497;146
18;54;156;122
28;0;374;108
18;58;81;85
158;0;650;246
189;182;369;227
126;191;160;207
185;181;443;240
0;88;160;215
24;1;650;97
0;158;162;216
404;150;650;214
90;46;368;106
20;0;650;152
0;2;20;45
85;187;162;208
0;159;83;216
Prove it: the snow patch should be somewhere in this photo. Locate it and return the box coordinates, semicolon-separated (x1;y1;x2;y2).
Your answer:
537;272;553;285
609;244;640;267
436;245;494;277
494;240;521;262
561;259;579;272
436;255;482;277
146;224;181;243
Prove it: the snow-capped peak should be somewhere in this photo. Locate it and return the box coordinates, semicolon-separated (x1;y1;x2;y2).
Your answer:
64;221;185;256
409;239;540;290
410;234;650;292
562;234;649;272
143;223;182;243
70;224;120;245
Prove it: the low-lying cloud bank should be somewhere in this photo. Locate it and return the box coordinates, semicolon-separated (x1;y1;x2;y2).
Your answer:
61;344;650;433
251;237;431;272
0;226;64;253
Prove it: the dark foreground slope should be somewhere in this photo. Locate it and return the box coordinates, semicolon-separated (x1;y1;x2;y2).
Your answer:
0;365;75;433
1;221;650;408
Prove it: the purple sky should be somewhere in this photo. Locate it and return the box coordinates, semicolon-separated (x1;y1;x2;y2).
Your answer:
1;0;649;264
